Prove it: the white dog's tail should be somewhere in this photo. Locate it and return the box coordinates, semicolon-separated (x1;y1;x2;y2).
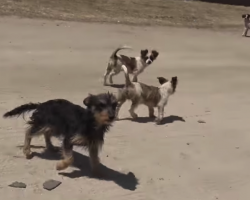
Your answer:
121;65;132;87
110;45;132;59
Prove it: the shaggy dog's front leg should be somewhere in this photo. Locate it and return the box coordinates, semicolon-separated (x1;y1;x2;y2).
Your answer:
89;143;102;177
56;138;74;171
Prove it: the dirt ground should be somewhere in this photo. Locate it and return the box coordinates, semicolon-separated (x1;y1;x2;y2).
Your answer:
0;0;249;29
0;16;250;200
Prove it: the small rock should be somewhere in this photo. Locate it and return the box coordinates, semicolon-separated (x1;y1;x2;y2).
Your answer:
159;178;164;180
235;147;240;149
198;120;206;123
9;181;26;188
187;143;190;145
43;179;61;191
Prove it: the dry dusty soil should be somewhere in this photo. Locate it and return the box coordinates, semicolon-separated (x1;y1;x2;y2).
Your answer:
0;7;250;200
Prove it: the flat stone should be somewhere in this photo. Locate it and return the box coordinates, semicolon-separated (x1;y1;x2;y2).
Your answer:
43;179;61;191
9;181;26;188
198;120;206;123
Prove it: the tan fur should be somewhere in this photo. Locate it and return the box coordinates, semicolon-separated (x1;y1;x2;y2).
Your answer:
94;110;110;126
56;148;74;171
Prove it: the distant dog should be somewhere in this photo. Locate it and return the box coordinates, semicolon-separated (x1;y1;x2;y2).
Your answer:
3;93;117;177
115;65;178;124
242;14;250;36
103;46;159;86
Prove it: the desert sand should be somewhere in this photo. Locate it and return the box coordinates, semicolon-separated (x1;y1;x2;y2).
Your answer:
0;17;250;200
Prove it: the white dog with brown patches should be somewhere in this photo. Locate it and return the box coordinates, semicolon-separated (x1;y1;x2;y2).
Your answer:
115;65;178;124
242;14;250;37
103;45;159;86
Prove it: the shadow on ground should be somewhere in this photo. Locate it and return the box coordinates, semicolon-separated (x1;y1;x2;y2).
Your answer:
119;115;185;125
198;0;250;6
108;84;125;89
25;148;139;191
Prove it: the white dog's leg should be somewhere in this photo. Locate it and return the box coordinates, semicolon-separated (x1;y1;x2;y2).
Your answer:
103;71;109;86
115;99;126;120
148;106;156;118
242;27;248;36
129;101;139;119
155;106;164;124
132;75;138;82
109;71;119;84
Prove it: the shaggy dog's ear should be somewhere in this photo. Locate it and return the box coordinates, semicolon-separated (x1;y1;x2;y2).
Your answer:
83;94;93;107
157;77;168;85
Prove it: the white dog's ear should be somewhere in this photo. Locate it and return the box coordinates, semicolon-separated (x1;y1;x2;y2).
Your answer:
83;94;93;107
157;77;168;85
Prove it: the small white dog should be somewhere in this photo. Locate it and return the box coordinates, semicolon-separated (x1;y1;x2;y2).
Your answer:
242;14;250;37
103;45;159;86
115;65;178;124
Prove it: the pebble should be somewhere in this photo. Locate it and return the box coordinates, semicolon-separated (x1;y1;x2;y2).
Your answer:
43;179;62;191
9;181;26;188
198;120;206;123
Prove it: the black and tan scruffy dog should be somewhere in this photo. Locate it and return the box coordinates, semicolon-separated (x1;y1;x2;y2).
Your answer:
115;65;178;124
242;14;250;37
103;45;159;86
3;93;117;177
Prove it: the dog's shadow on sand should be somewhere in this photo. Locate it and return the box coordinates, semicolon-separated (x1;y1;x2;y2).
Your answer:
29;148;138;191
108;84;125;89
119;115;185;125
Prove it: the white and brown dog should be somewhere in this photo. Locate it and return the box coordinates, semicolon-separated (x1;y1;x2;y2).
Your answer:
115;65;178;124
242;14;250;37
103;46;159;86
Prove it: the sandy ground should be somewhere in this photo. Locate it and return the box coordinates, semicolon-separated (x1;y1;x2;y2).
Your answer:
0;17;250;200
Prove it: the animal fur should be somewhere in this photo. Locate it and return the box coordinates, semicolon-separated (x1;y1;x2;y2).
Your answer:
3;93;117;177
103;45;159;85
115;65;178;124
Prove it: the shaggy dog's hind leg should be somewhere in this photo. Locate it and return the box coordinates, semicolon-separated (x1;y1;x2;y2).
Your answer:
23;127;33;159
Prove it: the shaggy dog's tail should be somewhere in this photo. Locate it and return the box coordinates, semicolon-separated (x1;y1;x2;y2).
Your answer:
171;76;178;93
121;65;133;87
110;45;132;59
3;103;40;118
